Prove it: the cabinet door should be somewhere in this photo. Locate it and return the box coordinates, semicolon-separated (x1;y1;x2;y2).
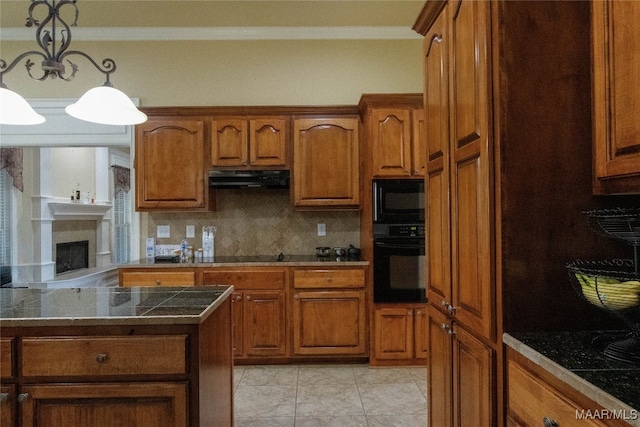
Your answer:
231;292;244;357
427;307;452;427
412;108;426;176
20;382;187;427
249;117;288;167
293;117;360;208
592;1;640;194
293;290;366;355
424;5;452;315
135;120;208;211
414;306;429;359
243;291;287;357
371;109;413;177
373;307;413;360
211;118;248;167
452;325;494;427
449;0;493;340
1;384;14;427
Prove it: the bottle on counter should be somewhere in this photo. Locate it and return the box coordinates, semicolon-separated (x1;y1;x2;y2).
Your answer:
188;246;194;263
180;238;189;263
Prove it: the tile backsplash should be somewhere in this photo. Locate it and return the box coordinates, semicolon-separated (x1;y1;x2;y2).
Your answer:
147;189;360;256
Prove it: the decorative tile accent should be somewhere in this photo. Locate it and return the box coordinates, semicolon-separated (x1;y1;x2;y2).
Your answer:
147;189;360;256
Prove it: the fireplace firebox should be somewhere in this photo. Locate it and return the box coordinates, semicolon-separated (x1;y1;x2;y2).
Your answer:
56;240;89;275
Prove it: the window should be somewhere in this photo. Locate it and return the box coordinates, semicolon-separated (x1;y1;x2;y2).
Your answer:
0;169;12;285
113;181;131;264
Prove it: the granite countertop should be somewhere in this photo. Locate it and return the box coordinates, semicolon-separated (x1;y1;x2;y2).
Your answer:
505;331;640;426
121;255;369;268
0;285;233;327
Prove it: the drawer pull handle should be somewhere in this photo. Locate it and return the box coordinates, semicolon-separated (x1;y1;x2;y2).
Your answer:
96;353;109;363
0;392;8;403
543;417;558;427
17;393;29;404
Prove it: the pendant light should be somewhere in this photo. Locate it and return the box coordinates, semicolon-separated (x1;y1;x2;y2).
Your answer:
0;0;147;126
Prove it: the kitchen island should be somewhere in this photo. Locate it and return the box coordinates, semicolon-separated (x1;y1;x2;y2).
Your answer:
505;331;640;426
0;286;234;427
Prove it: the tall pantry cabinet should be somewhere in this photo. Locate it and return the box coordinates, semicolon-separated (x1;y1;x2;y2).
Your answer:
415;1;611;426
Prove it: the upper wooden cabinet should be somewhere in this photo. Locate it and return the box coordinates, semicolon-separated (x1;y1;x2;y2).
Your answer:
135;119;213;212
359;94;425;178
292;117;360;209
592;1;640;194
211;116;289;168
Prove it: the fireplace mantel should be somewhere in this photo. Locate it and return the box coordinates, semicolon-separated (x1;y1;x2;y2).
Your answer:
49;200;112;221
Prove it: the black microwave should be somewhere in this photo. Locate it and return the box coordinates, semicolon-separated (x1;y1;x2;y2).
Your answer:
373;179;424;224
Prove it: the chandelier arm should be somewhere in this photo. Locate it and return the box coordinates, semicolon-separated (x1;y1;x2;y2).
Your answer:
57;51;116;83
28;0;79;62
0;51;51;87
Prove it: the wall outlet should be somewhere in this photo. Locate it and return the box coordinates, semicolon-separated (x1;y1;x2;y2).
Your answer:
317;223;326;237
186;225;195;238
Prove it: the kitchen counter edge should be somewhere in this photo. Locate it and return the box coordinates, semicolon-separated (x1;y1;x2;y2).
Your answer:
504;332;639;426
120;259;370;268
0;286;234;328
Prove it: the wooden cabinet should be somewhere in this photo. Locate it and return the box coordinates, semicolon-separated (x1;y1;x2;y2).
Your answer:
359;94;425;177
202;268;288;361
592;1;640;194
292;117;360;209
507;350;616;427
119;269;196;287
135;119;213;211
416;0;611;425
291;268;367;356
0;296;233;427
427;308;494;427
211;116;289;168
371;304;428;365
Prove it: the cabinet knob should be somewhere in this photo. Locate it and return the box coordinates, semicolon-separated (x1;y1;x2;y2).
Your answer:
408;309;413;316
17;393;29;404
155;279;161;286
440;323;449;331
0;392;8;403
246;295;251;301
416;310;421;315
446;304;456;314
543;417;559;427
96;353;109;363
294;294;299;299
327;277;333;282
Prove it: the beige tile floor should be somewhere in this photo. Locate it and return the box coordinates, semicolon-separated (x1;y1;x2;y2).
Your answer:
233;364;427;427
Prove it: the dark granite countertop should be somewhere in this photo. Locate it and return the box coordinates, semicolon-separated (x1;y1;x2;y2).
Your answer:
0;285;233;327
505;331;640;425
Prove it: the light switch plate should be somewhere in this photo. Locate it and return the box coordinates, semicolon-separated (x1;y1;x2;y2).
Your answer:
186;225;195;238
157;225;171;239
317;223;326;237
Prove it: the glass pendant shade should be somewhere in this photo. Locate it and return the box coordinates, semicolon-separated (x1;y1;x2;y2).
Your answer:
0;87;46;125
65;85;148;126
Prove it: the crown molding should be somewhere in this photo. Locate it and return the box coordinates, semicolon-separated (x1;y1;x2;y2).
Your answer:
0;26;422;41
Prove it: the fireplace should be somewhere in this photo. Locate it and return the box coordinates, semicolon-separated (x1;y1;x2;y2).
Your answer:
56;240;89;275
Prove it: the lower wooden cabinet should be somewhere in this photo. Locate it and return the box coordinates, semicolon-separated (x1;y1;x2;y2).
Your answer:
19;382;188;427
427;307;494;427
371;304;428;365
203;268;288;361
507;349;620;427
291;268;367;357
0;296;233;427
232;290;287;358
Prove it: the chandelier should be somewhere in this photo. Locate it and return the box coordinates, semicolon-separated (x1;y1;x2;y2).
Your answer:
0;0;147;126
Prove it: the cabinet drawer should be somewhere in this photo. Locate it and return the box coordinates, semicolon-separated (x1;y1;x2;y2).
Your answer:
202;269;286;290
120;271;196;287
293;269;365;289
0;338;13;378
508;360;608;427
21;335;187;377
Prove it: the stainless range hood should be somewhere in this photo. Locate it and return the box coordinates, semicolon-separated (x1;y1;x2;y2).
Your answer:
208;169;290;189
